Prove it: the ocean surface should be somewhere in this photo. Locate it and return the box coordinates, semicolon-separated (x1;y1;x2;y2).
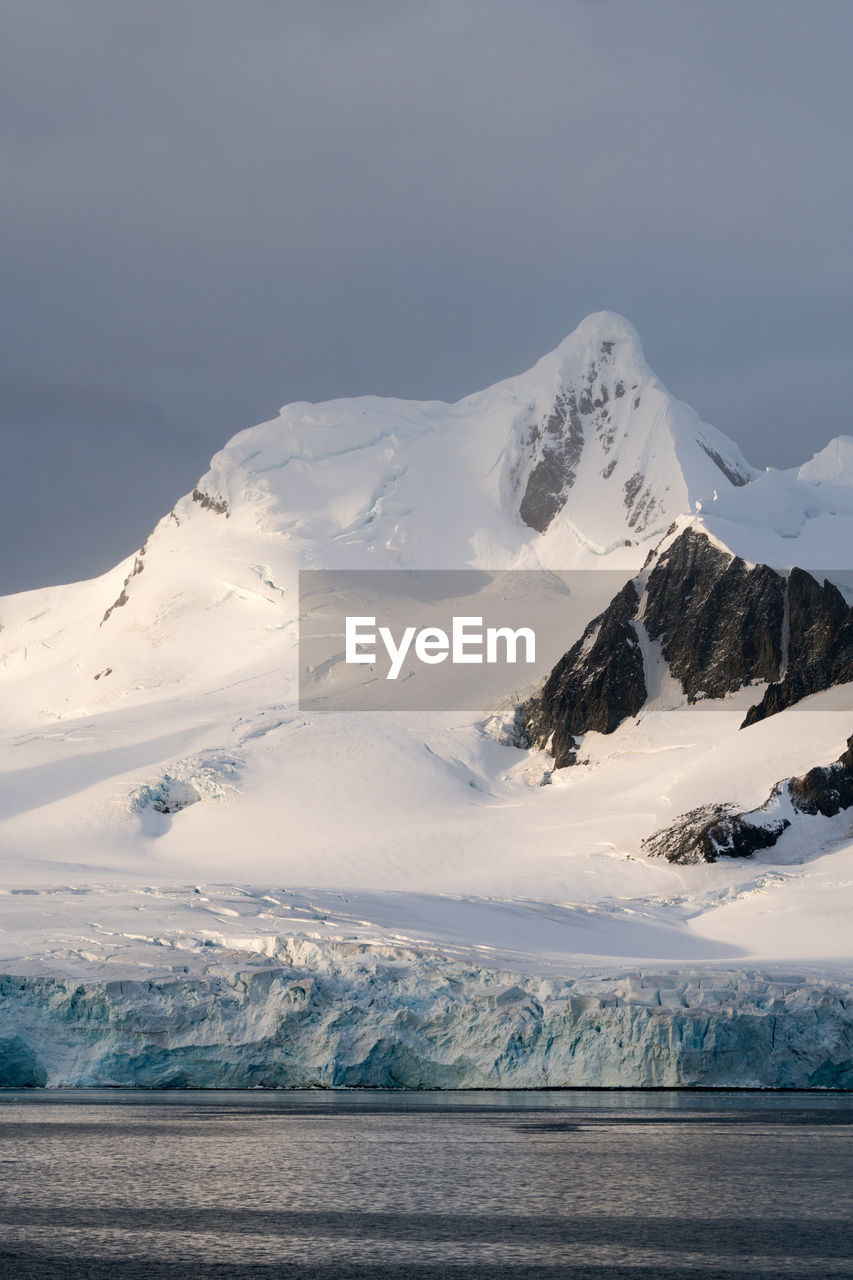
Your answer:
0;1089;850;1278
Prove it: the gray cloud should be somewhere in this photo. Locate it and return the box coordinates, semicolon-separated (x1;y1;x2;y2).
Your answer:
2;0;852;590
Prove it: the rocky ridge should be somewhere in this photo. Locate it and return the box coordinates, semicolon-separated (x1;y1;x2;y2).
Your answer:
642;734;853;864
519;579;646;767
520;525;853;766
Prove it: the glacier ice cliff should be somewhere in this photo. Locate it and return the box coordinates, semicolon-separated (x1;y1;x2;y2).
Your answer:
0;938;851;1090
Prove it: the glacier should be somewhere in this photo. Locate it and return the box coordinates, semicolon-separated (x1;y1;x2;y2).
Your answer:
1;938;851;1090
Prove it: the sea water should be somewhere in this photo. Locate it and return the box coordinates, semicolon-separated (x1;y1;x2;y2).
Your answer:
0;1089;850;1278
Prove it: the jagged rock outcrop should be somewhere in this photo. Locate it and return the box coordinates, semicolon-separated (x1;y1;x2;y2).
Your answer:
101;538;147;624
518;339;632;534
643;528;784;701
743;569;853;726
100;487;231;630
521;525;852;767
642;804;790;865
192;487;230;516
520;579;646;766
643;734;853;864
698;442;751;487
788;733;853;816
518;387;587;533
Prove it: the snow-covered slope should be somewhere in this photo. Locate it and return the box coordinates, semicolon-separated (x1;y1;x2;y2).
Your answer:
695;435;853;569
1;313;852;1088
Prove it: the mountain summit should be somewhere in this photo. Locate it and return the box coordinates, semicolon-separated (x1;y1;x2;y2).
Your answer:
493;312;755;545
184;311;757;574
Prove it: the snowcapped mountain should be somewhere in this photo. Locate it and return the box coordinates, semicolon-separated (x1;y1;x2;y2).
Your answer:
502;313;755;545
188;310;757;566
1;313;852;1088
4;309;840;724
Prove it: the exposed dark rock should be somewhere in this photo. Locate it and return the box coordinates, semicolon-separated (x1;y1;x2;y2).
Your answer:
623;471;644;509
742;569;853;725
627;485;659;532
642;803;790;865
597;413;616;453
192;488;230;517
516;526;851;772
100;491;230;628
621;471;662;533
644;528;784;701
699;442;751;487
643;733;853;863
519;390;585;532
519;344;619;531
519;579;646;767
101;539;148;625
788;733;853;817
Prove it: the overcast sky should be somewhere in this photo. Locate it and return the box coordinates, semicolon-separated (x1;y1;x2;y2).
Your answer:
2;0;852;592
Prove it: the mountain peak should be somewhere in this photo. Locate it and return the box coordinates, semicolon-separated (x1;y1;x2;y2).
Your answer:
177;312;760;572
506;315;755;546
551;310;646;360
501;313;649;399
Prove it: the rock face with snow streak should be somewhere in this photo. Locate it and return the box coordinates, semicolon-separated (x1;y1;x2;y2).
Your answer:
522;525;853;765
1;943;851;1089
789;733;853;815
743;569;853;726
519;579;647;768
642;528;785;702
642;803;792;866
508;315;755;545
